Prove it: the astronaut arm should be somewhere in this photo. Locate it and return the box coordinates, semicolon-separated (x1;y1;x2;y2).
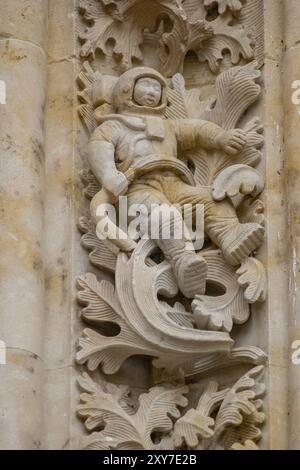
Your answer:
88;139;128;197
175;119;247;155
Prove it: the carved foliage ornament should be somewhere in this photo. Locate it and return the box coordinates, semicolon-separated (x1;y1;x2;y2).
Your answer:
77;366;265;450
76;0;266;451
78;0;263;76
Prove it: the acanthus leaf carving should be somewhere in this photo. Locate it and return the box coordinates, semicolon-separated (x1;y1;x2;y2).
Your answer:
212;164;264;203
173;365;265;450
194;11;254;73
212;365;265;449
182;346;267;377
77;373;188;450
165;63;264;188
231;440;259;450
204;0;245;15
237;196;265;226
78;217;117;273
173;381;226;448
76;246;237;375
191;249;251;333
76;365;265;450
78;0;259;76
237;257;267;303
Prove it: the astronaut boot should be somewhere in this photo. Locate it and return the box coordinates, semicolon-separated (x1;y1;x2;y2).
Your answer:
157;239;208;299
207;217;265;266
222;223;265;266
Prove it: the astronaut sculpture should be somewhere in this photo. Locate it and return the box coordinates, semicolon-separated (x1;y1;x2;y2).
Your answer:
87;67;265;299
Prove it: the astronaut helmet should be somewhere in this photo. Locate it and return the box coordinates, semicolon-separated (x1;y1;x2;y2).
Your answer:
112;67;168;116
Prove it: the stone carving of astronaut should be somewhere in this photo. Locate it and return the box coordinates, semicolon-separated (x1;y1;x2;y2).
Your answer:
88;67;264;299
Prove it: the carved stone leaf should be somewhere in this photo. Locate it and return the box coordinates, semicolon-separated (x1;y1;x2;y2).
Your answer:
192;249;250;332
172;368;266;451
76;243;236;375
213;366;266;449
177;63;263;186
173;381;227;449
135;385;188;449
78;217;117;273
77;273;122;324
77;60;98;133
101;0;147;17
80;169;101;200
240;0;264;68
77;374;188;450
195;12;254;73
78;1;116;59
76;273;162;373
237;258;267;303
77;61;118;134
163;301;195;329
204;0;244;15
166;74;189;120
212;165;264;203
77;327;154;373
201;62;261;130
79;0;188;74
237;117;264;168
167;72;211;120
182;346;267;377
215;366;264;431
77;373;147;449
173;408;215;449
172;0;255;74
231;440;259;450
78;0;256;76
115;241;233;357
237;197;265;226
167;66;263;176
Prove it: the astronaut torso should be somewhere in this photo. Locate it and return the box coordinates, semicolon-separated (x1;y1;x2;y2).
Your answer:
91;113;195;184
113;115;178;167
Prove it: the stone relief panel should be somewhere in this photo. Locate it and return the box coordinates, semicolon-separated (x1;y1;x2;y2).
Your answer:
75;0;267;450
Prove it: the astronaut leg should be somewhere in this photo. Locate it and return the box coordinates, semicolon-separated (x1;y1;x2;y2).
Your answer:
150;204;207;298
200;195;264;266
167;177;265;267
127;180;207;298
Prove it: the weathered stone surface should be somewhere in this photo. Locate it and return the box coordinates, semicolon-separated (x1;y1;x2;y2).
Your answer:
0;349;43;450
0;0;48;50
0;0;47;451
0;39;46;356
1;0;300;451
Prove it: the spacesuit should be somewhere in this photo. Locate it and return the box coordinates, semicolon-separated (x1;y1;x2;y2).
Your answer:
88;67;264;298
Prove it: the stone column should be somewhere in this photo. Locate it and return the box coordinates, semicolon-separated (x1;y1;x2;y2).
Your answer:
0;0;48;449
263;0;289;450
42;0;77;450
283;0;300;451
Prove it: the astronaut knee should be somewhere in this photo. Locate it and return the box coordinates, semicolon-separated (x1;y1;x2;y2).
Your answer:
150;203;183;240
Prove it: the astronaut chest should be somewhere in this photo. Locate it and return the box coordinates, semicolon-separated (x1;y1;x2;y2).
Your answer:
134;138;157;156
122;131;177;159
